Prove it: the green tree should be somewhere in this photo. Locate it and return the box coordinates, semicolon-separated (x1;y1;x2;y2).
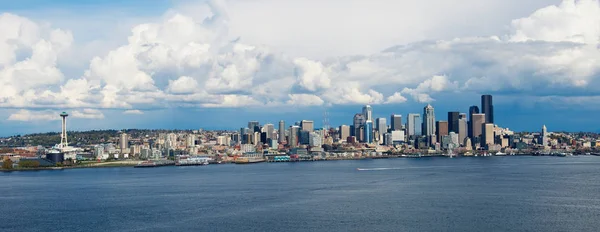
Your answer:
2;159;13;169
19;160;40;168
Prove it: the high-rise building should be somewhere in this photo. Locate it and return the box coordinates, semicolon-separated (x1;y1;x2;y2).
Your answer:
301;120;314;132
459;113;467;120
436;121;448;144
482;123;495;149
468;106;480;138
248;121;260;133
186;134;195;147
407;113;421;138
263;124;274;140
541;125;548;147
390;114;402;131
278;120;286;143
353;114;365;137
299;130;310;145
481;95;494;124
376;118;387;132
448;112;460;133
120;133;129;152
289;126;300;148
364;121;373;144
471;113;486;141
309;132;322;147
458;118;467;146
362;105;373;122
423;104;436;137
339;125;350;141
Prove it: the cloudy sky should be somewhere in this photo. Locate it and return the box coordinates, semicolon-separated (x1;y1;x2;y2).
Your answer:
1;0;600;136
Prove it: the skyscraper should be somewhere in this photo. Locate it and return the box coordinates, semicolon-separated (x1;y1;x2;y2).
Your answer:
362;105;373;122
289;126;300;148
471;113;486;141
448;112;460;133
468;106;480;138
120;133;129;152
376;118;387;133
481;95;494;124
248;121;260;133
423;104;436;137
339;125;350;141
353;114;365;137
436;121;448;144
364;121;373;144
541;125;548;147
458;118;467;146
390;114;402;131
278;120;286;143
301;120;314;132
407;114;421;138
262;124;274;140
482;123;495;149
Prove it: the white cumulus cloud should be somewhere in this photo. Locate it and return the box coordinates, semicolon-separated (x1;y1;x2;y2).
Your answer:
7;110;59;121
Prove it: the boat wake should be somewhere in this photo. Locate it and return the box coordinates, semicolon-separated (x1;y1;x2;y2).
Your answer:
357;167;405;171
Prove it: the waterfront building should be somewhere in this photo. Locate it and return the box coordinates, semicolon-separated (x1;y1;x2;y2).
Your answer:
482;123;495;149
458;117;467;146
481;95;494;124
376;118;387;133
436;121;448;144
241;144;256;153
448;112;459;133
407;113;421;138
278;120;286;143
301;120;314;132
390;114;402;131
339;125;350;141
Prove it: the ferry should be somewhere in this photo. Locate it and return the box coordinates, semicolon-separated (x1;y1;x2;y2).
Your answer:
134;161;159;168
235;157;266;164
134;160;175;168
176;156;211;166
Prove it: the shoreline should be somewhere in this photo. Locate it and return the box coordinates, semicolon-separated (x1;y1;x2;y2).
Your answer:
2;154;596;172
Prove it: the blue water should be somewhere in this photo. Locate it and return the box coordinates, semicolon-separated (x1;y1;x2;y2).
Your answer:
2;156;600;232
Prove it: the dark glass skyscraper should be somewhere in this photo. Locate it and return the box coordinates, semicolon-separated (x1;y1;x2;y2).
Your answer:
448;112;459;133
468;106;479;139
481;95;494;124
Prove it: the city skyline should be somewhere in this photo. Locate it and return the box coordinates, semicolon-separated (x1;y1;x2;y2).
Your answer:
2;0;600;136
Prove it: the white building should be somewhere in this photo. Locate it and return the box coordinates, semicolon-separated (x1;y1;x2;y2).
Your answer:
309;132;322;147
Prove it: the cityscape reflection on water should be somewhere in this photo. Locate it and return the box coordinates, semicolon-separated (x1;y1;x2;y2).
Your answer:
2;156;600;232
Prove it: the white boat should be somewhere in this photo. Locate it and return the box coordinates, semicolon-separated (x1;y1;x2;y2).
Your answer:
494;152;507;156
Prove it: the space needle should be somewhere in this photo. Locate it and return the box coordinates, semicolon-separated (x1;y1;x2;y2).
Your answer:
60;112;69;149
